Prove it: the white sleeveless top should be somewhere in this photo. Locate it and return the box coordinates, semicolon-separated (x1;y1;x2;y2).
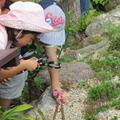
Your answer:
0;24;8;50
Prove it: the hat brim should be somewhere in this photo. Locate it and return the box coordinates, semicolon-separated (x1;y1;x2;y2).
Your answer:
38;29;65;46
0;15;53;33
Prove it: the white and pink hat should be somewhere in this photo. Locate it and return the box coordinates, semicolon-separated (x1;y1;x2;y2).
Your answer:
0;1;53;33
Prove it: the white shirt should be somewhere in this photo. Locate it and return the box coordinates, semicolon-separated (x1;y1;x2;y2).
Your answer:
0;31;7;50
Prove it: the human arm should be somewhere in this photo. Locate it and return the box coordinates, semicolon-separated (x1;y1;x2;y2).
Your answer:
0;58;39;81
34;39;68;104
45;46;60;91
44;46;68;104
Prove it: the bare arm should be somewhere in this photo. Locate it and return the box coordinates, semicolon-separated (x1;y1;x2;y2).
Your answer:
35;40;68;104
0;58;39;81
45;46;68;104
44;46;60;91
0;64;26;81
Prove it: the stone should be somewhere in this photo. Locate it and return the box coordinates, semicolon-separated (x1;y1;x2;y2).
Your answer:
85;6;120;36
37;62;95;87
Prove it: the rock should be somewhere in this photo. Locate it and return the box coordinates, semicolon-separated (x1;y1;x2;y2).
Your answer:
65;39;109;60
37;62;95;87
81;34;102;48
85;6;120;36
96;109;120;120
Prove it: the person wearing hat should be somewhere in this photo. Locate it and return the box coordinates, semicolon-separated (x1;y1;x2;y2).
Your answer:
0;0;68;108
0;1;53;109
0;0;14;84
37;0;68;105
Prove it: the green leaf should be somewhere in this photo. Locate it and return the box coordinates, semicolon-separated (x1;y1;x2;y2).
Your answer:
25;115;36;120
1;104;33;120
34;106;46;120
12;104;33;112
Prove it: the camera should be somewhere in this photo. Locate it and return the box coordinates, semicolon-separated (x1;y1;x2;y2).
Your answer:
22;51;48;64
37;56;48;63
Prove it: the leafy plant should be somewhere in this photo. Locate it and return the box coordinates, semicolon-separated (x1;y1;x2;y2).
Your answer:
78;9;102;32
0;104;46;120
79;81;89;89
77;9;103;32
90;0;110;11
91;0;109;6
62;11;76;51
88;82;120;101
106;23;120;51
84;51;120;81
34;77;42;90
111;99;120;110
85;106;108;120
111;116;118;120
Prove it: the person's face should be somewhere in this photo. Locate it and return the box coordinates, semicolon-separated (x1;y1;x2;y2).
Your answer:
15;33;37;47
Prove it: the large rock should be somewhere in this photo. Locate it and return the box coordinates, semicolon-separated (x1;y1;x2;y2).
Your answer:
37;62;95;86
96;109;120;120
85;6;120;36
61;0;81;24
80;34;102;48
65;39;109;59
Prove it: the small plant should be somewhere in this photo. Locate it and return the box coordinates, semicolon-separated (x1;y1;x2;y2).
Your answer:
0;104;46;120
84;51;120;81
88;82;120;101
64;11;76;50
111;116;118;120
111;99;120;110
79;81;89;89
92;0;109;6
85;106;108;120
58;55;72;62
77;9;103;32
34;77;42;90
85;113;96;120
90;0;110;11
106;23;120;51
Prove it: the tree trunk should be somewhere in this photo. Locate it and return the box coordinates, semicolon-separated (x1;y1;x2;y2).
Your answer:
61;0;81;24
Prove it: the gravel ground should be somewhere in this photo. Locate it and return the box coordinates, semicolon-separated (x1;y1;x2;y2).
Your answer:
28;78;120;120
45;87;88;120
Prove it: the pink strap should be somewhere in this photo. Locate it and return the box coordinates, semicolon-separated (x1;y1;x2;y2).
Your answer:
6;41;12;49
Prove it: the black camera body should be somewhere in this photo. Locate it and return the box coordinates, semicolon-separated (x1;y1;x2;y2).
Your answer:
22;51;48;64
37;56;48;63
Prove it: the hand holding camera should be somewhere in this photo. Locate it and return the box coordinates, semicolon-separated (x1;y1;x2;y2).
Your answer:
22;51;61;69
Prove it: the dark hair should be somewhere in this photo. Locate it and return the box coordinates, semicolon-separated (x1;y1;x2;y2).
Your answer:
6;27;40;44
2;0;13;10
